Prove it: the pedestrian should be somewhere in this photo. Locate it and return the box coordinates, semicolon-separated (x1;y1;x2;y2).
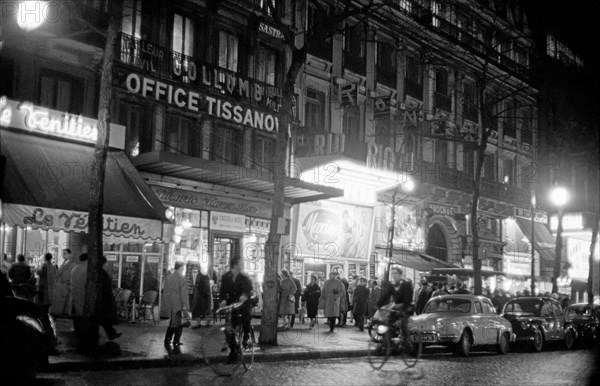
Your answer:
431;282;448;297
302;275;321;329
52;249;76;316
70;253;91;353
367;280;381;319
1;253;11;274
454;283;470;294
415;282;431;314
98;256;121;340
289;271;302;328
338;275;350;326
278;269;297;329
8;254;32;285
191;266;212;328
352;278;370;331
36;253;56;312
160;261;189;353
347;275;359;323
322;272;345;332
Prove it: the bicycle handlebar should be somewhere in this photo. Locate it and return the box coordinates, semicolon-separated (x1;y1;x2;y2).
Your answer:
215;296;258;315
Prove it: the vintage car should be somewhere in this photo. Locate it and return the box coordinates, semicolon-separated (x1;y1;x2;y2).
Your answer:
500;296;576;352
408;295;514;357
564;303;600;348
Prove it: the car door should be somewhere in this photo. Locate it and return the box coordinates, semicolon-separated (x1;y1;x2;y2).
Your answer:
482;299;502;343
472;301;487;345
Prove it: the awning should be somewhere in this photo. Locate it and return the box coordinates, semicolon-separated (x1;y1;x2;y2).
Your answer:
0;129;166;240
432;267;508;278
132;151;343;204
515;217;556;263
376;247;456;272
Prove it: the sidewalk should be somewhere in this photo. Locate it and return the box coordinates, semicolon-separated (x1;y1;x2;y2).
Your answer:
47;317;373;372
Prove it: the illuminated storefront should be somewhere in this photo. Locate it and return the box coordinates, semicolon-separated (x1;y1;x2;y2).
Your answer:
0;97;166;297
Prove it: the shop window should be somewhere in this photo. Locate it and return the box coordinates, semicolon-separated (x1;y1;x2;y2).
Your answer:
38;70;84;115
165;114;201;158
343;108;360;141
253;135;274;172
248;46;277;85
305;89;326;132
218;31;239;73
211;126;241;165
172;13;194;83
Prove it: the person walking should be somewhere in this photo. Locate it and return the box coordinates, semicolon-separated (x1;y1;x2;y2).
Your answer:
302;275;321;329
322;272;345;332
160;262;189;353
347;275;359;324
70;253;89;353
431;282;448;297
36;253;57;312
454;283;470;294
8;254;32;285
289;271;302;328
352;278;370;331
367;280;381;319
339;275;350;326
52;249;76;316
278;270;297;329
191;267;212;328
98;256;121;340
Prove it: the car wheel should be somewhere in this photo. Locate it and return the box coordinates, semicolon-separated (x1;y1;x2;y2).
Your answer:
455;330;472;357
564;329;575;350
531;329;544;352
497;331;510;355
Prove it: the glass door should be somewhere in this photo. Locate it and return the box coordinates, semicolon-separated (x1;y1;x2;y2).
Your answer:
213;236;240;288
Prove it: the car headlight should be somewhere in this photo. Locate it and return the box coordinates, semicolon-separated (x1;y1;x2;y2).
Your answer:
520;321;530;330
377;325;389;335
17;315;44;334
435;321;445;331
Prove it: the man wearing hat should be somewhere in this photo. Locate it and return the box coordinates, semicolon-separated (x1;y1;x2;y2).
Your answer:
415;281;432;315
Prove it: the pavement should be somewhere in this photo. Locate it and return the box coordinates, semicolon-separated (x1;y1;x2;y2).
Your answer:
48;315;373;372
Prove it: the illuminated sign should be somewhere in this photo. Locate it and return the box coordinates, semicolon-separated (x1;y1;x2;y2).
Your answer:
550;213;585;232
513;207;548;223
125;73;279;132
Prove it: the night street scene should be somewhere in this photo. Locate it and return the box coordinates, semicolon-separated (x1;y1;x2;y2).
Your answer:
0;0;599;385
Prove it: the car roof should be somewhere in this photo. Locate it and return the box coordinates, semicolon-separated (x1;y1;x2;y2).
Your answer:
506;296;557;302
567;303;599;309
433;294;490;301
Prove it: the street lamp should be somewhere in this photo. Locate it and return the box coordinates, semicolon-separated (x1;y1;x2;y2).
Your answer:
376;178;415;282
550;185;570;294
16;1;48;32
530;191;536;295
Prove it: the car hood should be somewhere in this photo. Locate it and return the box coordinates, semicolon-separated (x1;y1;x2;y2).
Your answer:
410;312;468;329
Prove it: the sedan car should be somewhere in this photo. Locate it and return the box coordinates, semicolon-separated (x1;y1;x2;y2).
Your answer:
409;295;514;357
500;296;576;352
564;303;600;348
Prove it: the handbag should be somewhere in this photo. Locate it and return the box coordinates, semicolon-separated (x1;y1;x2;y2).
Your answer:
288;294;295;303
173;310;192;328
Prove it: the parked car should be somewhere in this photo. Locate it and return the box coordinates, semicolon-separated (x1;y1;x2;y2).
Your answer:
564;303;600;348
408;295;514;356
0;295;59;377
500;296;576;352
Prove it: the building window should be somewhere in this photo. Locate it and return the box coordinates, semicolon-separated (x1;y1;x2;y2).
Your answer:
306;2;332;60
118;101;147;157
464;148;474;177
435;140;448;168
253;134;274;171
434;68;451;111
483;152;496;180
343;23;366;74
305;89;326;132
38;70;84;115
483;90;498;131
343;108;360;141
503;99;517;139
121;0;142;38
463;80;478;122
405;55;423;99
165;114;201;158
503;158;514;186
259;0;279;17
248;46;277;85
211;126;241;165
376;40;396;87
218;31;239;73
172;13;194;83
521;107;532;144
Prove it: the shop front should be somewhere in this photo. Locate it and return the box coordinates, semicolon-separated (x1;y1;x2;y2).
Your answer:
0;97;167;298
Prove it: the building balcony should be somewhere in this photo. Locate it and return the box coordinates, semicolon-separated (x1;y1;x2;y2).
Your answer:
295;127;368;163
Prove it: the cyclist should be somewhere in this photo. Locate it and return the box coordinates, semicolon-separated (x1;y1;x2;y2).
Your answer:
219;256;253;364
377;267;414;341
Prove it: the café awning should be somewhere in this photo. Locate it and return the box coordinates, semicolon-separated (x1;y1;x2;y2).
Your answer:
0;129;166;240
515;217;556;263
376;247;456;272
132;151;343;204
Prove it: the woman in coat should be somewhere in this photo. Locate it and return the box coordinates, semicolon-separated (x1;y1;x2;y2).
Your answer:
322;272;345;332
51;249;75;316
191;268;212;327
302;275;321;329
160;262;189;351
36;253;56;311
278;270;297;329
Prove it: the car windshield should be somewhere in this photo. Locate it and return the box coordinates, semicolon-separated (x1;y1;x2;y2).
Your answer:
565;306;592;318
423;298;471;313
503;299;542;316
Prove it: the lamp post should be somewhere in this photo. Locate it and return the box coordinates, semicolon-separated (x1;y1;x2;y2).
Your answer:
550;186;570;294
531;191;536;295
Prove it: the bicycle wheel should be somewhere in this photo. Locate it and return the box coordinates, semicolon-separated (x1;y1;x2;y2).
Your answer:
199;326;240;377
401;330;422;368
367;329;392;370
240;326;256;371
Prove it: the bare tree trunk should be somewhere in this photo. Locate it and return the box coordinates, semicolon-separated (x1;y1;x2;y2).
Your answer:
588;212;599;305
552;209;565;294
82;0;122;352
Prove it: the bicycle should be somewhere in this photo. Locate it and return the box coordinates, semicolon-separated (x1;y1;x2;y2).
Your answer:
367;308;422;370
199;300;257;375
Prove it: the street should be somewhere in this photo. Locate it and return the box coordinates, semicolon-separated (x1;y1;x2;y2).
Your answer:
36;348;596;386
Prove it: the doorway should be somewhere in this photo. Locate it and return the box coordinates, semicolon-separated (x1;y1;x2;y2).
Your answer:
212;236;241;286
